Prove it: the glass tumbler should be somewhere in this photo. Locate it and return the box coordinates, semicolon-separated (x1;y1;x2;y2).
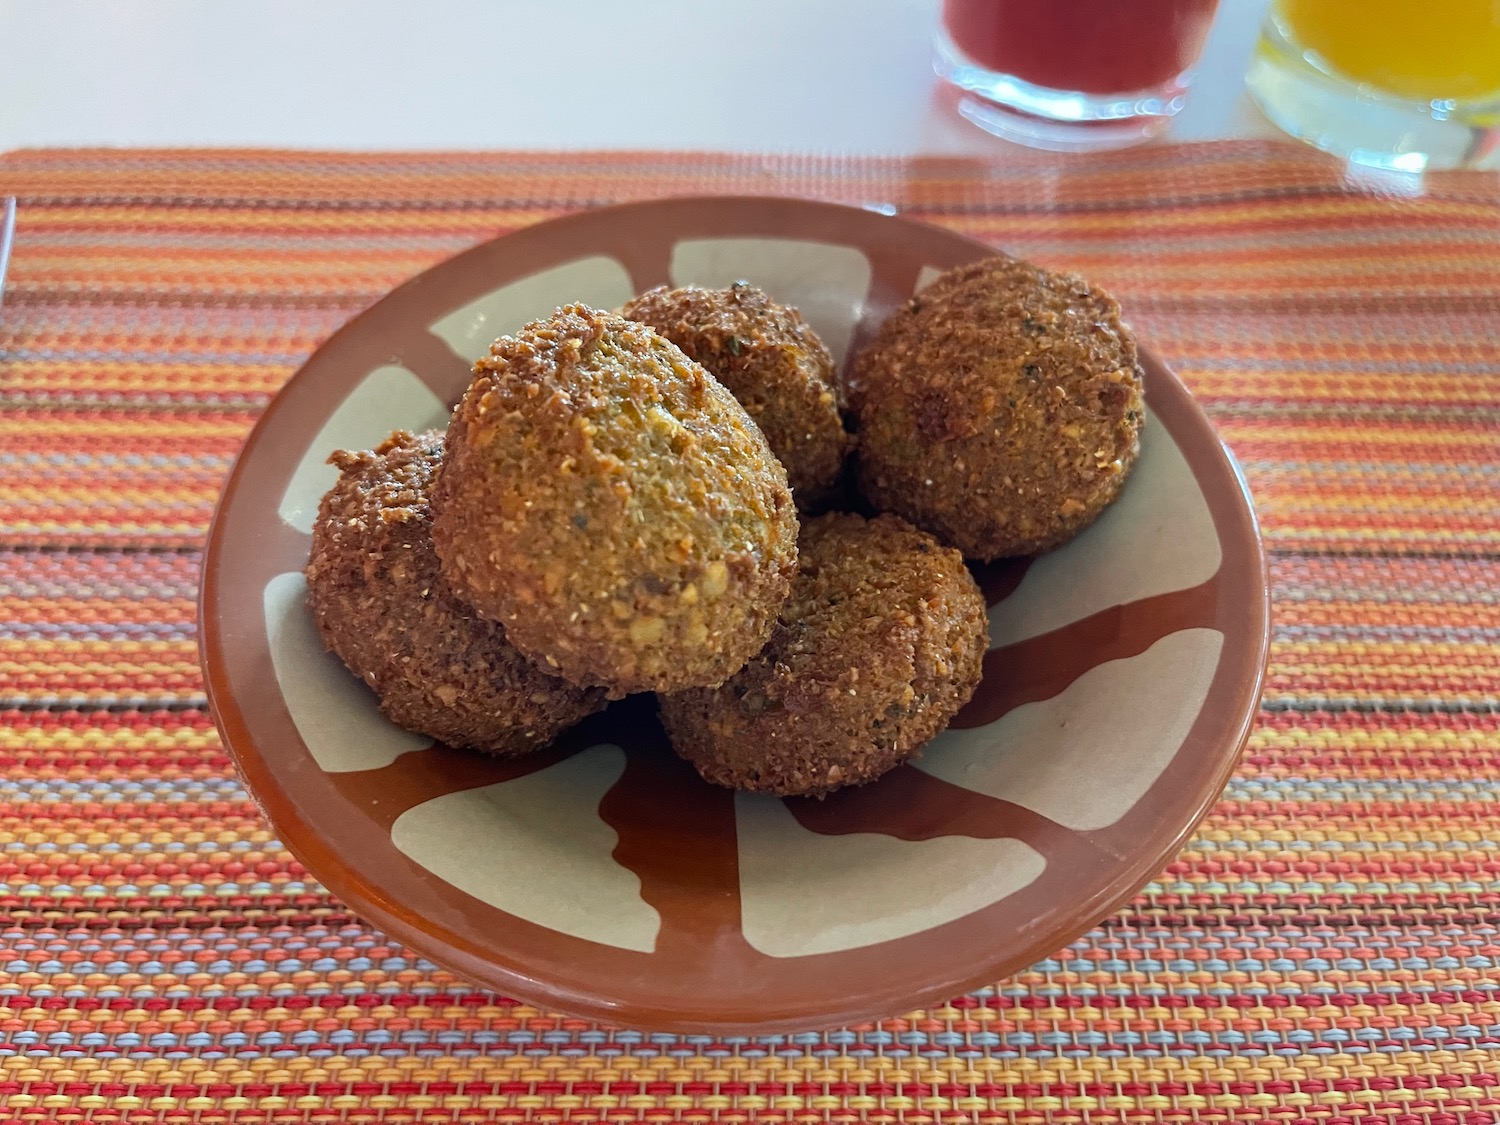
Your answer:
1246;0;1500;171
933;0;1222;151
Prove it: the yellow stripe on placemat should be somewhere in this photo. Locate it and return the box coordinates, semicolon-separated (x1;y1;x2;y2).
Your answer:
0;142;1496;1122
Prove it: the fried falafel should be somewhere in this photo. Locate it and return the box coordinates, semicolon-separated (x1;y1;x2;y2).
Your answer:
304;430;606;755
621;283;851;511
658;511;987;798
431;304;799;697
846;256;1145;560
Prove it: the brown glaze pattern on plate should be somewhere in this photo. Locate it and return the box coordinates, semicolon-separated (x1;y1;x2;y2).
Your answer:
200;197;1270;1033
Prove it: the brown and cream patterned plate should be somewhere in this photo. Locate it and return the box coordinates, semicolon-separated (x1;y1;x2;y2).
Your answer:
201;196;1270;1034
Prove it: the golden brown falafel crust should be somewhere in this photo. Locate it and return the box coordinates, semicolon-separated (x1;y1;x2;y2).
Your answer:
304;430;606;755
431;305;798;697
621;283;851;511
846;256;1145;560
658;512;987;798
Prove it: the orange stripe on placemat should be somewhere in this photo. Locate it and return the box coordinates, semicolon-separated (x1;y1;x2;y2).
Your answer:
0;142;1497;1121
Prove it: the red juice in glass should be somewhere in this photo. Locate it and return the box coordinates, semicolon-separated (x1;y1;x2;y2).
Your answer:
934;0;1221;149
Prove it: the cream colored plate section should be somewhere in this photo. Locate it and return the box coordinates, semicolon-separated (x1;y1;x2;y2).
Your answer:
669;238;872;364
428;256;634;362
919;629;1224;832
263;572;429;773
989;413;1221;649
277;365;449;536
735;796;1045;958
914;265;944;293
390;745;660;953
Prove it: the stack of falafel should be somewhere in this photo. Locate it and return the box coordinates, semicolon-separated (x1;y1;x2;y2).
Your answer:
305;256;1145;798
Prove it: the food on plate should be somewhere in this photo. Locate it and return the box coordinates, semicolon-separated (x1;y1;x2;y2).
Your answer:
658;511;987;798
845;255;1145;560
621;282;851;511
302;251;1149;782
304;430;607;755
430;304;799;697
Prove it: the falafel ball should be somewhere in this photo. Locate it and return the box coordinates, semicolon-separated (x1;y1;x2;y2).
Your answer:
305;430;607;755
658;511;987;798
845;255;1145;560
431;304;799;697
621;283;851;511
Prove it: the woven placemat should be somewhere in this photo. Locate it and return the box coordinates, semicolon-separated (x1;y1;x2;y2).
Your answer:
0;142;1496;1123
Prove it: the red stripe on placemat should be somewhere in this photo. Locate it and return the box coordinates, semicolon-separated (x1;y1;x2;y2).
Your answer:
0;143;1497;1121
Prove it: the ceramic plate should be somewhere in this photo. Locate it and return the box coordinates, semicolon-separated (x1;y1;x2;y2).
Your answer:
201;196;1269;1034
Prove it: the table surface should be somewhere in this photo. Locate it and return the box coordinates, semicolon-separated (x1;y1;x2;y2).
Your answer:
0;0;1277;154
5;2;1500;1117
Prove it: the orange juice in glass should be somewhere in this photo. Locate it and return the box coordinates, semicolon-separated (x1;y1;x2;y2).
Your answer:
1247;0;1500;170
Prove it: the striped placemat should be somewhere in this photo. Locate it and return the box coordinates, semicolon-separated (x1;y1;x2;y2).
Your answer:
0;143;1496;1122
